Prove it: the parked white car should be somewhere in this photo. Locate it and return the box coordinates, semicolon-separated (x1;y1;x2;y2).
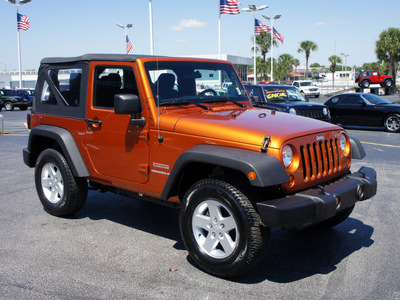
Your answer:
292;81;320;98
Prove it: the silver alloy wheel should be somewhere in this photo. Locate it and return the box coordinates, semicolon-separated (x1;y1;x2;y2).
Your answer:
41;162;64;204
5;102;12;111
192;199;239;259
385;115;400;132
385;80;392;87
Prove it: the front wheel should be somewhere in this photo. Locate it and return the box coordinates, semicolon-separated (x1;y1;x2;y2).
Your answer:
384;79;393;87
384;113;400;133
35;149;88;216
180;179;269;278
4;101;14;111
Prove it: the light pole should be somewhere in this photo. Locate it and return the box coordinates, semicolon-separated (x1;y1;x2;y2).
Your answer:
6;0;31;89
263;14;281;82
242;4;268;84
340;53;349;85
116;23;133;53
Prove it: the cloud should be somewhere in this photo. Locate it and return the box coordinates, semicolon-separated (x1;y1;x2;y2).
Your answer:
316;21;325;27
170;19;206;31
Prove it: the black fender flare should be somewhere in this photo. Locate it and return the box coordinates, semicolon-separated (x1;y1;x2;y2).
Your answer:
23;124;90;177
349;136;365;159
160;144;289;200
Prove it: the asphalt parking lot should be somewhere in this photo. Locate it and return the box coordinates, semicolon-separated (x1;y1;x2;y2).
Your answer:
0;101;399;300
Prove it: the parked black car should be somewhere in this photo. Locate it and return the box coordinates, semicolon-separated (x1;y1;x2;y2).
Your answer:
244;84;330;121
0;89;29;111
324;93;400;133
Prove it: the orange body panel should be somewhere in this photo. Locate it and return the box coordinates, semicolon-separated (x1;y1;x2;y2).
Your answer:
29;56;352;203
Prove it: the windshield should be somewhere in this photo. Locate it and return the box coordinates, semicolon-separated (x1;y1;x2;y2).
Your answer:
362;94;392;105
262;86;307;102
144;61;248;107
300;82;313;87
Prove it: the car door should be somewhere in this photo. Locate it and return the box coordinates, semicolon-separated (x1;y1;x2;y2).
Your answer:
336;94;367;125
85;62;149;184
371;71;380;84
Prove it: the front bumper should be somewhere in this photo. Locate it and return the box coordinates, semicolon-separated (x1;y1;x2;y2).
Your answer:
256;166;377;228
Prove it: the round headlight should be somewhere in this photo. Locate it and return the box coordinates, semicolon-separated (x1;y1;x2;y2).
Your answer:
339;134;347;152
289;108;296;114
282;145;293;168
323;107;329;116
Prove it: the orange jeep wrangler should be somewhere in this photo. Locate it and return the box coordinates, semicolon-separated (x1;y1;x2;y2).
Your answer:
23;54;377;278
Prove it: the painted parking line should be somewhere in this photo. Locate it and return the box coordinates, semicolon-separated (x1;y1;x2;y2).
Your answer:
361;141;400;148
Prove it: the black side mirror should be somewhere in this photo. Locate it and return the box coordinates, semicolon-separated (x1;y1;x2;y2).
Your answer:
114;94;146;127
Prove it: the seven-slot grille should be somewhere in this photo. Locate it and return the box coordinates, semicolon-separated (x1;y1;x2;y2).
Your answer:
300;137;341;182
296;107;326;119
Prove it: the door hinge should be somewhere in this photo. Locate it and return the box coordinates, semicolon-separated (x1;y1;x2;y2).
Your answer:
139;164;149;175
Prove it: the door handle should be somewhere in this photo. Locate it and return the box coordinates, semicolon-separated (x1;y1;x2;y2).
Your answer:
85;119;102;126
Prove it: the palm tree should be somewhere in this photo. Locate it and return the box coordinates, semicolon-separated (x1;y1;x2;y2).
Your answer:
275;54;295;81
297;41;318;78
253;32;278;62
328;55;342;89
376;27;400;86
293;59;300;72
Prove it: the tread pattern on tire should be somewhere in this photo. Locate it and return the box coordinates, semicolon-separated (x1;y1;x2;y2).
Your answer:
35;149;87;217
180;178;269;278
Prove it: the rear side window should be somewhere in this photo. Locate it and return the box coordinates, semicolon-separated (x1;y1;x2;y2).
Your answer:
93;66;137;108
40;68;82;107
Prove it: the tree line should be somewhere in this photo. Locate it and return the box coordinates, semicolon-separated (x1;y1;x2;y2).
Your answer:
252;27;400;86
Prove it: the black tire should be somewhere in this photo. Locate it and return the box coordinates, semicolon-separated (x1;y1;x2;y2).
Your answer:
4;101;14;111
179;179;269;278
314;205;354;229
384;79;393;87
315;94;320;98
19;106;28;111
384;113;400;133
361;80;370;88
34;149;88;217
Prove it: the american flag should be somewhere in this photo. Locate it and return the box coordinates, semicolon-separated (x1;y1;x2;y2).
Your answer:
17;13;30;31
220;0;240;15
273;27;284;43
255;19;271;33
126;35;133;54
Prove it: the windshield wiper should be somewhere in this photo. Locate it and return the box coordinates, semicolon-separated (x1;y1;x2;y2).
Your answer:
159;100;213;110
201;97;246;108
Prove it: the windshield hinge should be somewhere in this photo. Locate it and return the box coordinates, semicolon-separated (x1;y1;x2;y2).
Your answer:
261;135;270;153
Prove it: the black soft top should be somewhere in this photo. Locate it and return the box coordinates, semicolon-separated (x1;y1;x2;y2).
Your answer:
40;53;154;64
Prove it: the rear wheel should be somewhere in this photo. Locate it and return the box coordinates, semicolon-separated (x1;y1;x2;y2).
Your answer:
384;113;400;133
35;149;87;216
180;178;269;278
19;106;28;111
361;80;370;88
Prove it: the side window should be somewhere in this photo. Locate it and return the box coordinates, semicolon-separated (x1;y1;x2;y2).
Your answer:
293;82;299;87
341;95;362;105
40;68;82;107
147;69;179;102
93;66;137;108
372;71;378;76
246;87;262;102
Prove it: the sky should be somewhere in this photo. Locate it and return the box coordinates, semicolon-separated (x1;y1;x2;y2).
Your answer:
0;0;398;72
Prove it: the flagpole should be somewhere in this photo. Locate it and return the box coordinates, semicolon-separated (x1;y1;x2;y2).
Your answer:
17;7;23;88
149;0;154;55
270;22;274;81
218;10;221;59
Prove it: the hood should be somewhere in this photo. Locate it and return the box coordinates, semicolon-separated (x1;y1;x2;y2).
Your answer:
260;101;326;109
159;107;340;149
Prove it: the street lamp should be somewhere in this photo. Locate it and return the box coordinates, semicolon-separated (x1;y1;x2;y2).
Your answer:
263;14;281;82
116;23;133;53
6;0;32;88
340;53;349;85
242;4;268;84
